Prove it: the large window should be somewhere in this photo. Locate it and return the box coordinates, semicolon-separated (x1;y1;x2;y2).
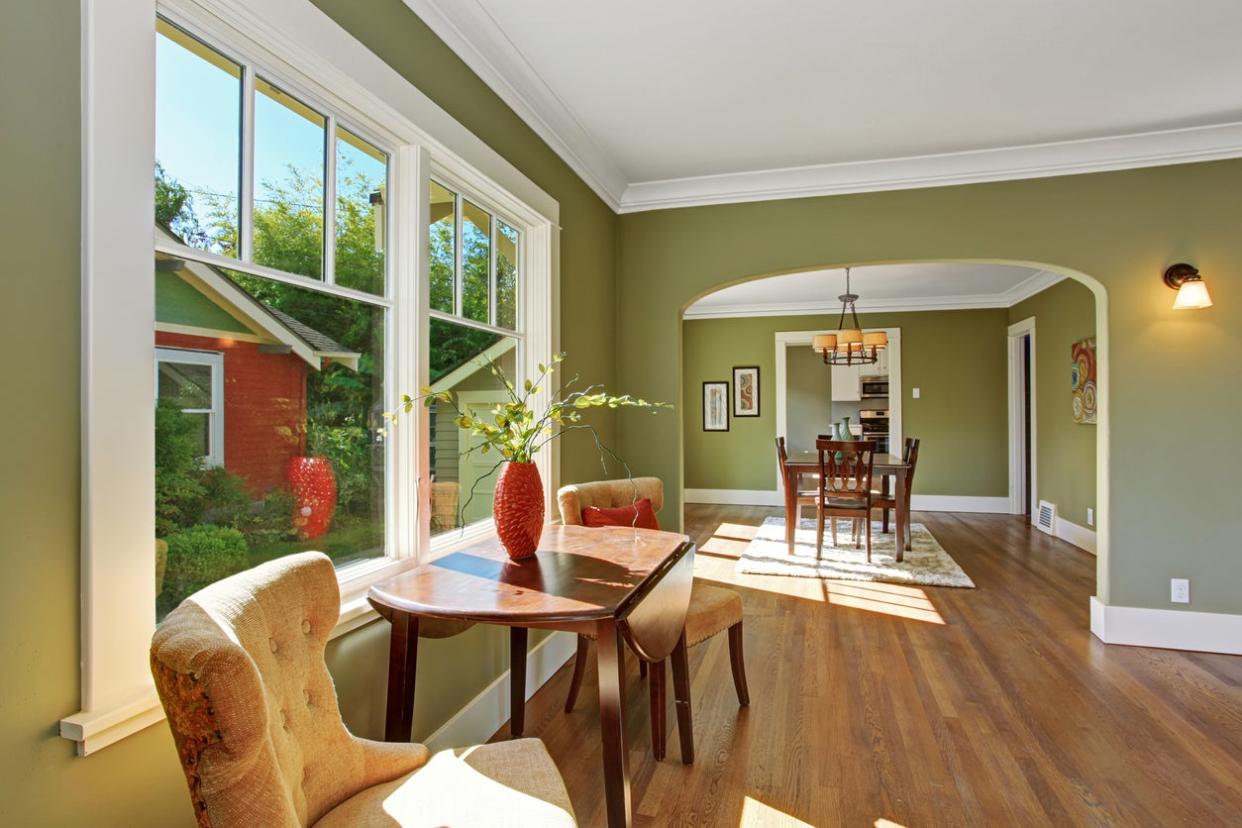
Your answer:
67;0;555;755
154;17;391;614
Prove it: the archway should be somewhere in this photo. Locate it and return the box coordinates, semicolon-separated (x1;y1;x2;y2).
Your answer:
677;258;1109;604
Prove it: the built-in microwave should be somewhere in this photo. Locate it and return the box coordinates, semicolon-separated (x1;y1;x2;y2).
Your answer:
861;377;889;398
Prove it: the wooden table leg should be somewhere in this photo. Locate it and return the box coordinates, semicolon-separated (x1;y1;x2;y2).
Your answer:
384;612;419;742
649;659;666;761
670;631;694;765
510;626;528;738
784;466;797;553
597;619;632;828
895;472;907;562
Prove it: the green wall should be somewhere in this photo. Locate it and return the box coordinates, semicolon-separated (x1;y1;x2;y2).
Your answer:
618;160;1241;616
0;2;619;825
1010;279;1098;527
682;309;1009;496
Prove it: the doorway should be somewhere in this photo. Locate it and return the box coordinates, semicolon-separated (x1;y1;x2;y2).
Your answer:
1007;317;1036;519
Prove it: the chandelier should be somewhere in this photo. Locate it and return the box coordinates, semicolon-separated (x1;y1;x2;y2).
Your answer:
811;267;887;366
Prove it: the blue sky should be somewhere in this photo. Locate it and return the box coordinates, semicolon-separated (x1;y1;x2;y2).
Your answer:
156;24;384;234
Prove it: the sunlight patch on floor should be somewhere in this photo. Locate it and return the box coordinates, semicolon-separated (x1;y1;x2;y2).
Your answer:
739;795;816;827
825;582;945;624
696;522;946;622
875;819;910;828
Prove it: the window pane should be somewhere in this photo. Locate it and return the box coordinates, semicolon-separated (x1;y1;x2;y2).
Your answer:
253;78;326;279
335;128;387;295
158;361;213;409
155;254;386;619
155;19;241;256
461;200;491;323
429;181;455;313
428;317;518;535
496;221;518;330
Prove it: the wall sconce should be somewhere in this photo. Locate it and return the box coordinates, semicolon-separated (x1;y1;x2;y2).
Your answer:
1163;263;1213;310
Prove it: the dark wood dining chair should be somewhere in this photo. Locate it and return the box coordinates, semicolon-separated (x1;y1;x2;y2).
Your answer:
776;436;820;526
874;437;920;536
814;439;877;561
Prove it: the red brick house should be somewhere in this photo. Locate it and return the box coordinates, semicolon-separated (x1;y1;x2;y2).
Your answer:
155;227;359;495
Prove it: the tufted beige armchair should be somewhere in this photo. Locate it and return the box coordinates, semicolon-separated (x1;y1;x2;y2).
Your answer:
556;478;749;761
151;552;576;827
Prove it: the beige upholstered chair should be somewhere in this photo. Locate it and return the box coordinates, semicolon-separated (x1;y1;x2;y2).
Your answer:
557;478;749;760
151;552;576;827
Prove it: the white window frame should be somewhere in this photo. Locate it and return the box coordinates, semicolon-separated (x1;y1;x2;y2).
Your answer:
155;347;225;467
64;0;559;755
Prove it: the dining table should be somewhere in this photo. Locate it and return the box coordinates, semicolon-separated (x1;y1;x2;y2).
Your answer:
367;523;697;828
781;449;913;560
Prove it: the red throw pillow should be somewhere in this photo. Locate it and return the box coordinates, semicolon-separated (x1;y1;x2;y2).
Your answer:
581;497;661;530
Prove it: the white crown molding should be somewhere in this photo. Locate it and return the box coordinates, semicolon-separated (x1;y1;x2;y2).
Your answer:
684;270;1067;319
401;3;1242;215
620;122;1242;212
403;0;626;210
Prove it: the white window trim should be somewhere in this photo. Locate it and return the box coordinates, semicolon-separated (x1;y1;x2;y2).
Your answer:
155;347;225;467
65;0;559;755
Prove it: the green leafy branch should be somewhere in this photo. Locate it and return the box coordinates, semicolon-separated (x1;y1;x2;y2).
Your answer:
385;351;670;465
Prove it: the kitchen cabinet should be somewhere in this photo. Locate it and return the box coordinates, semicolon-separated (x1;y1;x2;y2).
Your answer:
831;363;862;401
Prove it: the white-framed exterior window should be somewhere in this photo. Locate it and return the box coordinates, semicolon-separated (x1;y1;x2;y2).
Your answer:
155;348;224;467
65;0;559;755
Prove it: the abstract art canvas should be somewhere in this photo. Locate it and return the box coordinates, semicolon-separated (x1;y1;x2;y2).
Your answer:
703;381;729;431
733;366;760;417
1071;337;1097;424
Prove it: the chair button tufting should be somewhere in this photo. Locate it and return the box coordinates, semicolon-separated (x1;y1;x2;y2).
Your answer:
269;638;278;653
301;619;311;634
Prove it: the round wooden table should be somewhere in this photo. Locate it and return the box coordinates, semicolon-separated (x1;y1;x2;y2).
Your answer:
368;524;697;828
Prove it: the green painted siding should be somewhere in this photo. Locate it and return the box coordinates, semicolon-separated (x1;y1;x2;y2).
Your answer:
618;159;1242;616
1010;278;1097;527
155;272;250;334
682;309;1009;496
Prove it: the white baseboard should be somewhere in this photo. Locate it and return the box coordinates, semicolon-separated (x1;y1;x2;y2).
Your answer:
684;489;1011;513
1090;596;1242;655
908;495;1011;513
423;631;577;752
684;488;783;506
1054;516;1097;554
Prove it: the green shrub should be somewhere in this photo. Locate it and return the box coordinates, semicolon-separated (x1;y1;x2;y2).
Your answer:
196;466;254;529
159;524;248;615
155;402;207;536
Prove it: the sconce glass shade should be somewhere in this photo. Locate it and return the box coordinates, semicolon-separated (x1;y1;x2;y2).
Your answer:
1172;278;1213;310
812;334;837;352
862;331;888;349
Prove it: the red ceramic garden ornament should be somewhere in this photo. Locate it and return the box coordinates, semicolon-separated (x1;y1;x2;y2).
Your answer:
493;461;545;560
288;455;338;540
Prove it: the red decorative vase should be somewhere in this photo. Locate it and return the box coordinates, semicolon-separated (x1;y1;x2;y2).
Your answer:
493;461;544;560
287;456;338;540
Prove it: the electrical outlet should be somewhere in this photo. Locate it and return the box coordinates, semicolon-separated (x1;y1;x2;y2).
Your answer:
1171;578;1190;604
1086;507;1094;527
912;387;921;399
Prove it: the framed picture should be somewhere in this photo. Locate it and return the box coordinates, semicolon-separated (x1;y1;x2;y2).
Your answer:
1071;337;1097;424
733;366;760;417
702;381;729;431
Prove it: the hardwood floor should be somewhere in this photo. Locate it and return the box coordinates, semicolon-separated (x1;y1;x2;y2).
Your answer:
496;506;1242;827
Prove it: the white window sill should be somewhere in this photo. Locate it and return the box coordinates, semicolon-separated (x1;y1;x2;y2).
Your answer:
59;524;506;756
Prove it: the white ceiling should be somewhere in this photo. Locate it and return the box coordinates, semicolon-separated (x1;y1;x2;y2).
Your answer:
684;263;1058;318
406;0;1242;211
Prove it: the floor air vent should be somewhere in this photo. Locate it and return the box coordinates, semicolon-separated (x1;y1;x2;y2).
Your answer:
1036;500;1056;535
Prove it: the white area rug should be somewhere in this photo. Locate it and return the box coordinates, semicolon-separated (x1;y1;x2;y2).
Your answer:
734;516;975;588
